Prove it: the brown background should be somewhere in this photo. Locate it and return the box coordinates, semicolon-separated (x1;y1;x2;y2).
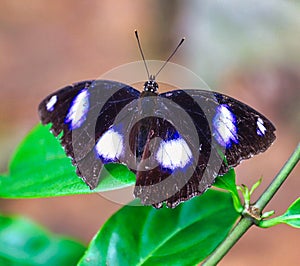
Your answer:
0;1;299;265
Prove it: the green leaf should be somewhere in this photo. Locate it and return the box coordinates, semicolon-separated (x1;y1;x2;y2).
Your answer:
283;197;300;227
78;190;239;266
0;214;85;265
214;169;243;213
0;124;135;198
249;178;262;195
259;197;300;228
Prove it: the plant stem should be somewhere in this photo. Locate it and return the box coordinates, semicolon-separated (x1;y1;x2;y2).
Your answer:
202;143;300;265
255;143;300;210
202;218;252;266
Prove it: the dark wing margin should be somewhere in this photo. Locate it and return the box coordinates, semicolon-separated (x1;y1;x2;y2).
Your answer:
38;80;140;189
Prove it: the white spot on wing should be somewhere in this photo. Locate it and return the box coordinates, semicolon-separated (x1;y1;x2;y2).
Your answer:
46;95;57;112
213;104;238;147
257;117;266;136
65;88;89;129
95;128;123;161
156;137;192;169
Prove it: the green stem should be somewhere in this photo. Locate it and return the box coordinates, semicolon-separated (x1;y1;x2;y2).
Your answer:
202;143;300;265
202;218;252;266
255;143;300;210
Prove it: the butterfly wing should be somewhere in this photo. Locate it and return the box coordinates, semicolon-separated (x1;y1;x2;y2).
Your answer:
138;89;275;207
211;91;276;166
116;89;275;208
131;93;211;208
39;82;276;208
38;80;141;188
164;89;276;168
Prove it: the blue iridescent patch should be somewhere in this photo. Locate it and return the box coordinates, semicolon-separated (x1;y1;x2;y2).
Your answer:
213;104;238;148
65;88;90;130
166;129;180;141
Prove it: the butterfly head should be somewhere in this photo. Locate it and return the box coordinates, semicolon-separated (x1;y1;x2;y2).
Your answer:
143;74;159;94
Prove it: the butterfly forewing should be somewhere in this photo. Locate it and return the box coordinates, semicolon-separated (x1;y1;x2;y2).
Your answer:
212;91;276;167
39;80;141;189
161;89;276;171
39;80;93;137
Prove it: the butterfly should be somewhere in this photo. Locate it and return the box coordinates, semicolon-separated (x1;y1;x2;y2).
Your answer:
38;32;276;208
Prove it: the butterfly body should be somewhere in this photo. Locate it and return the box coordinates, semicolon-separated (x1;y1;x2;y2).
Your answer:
39;78;276;208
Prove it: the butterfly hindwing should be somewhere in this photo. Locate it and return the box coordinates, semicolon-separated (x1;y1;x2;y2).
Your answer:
129;93;209;208
132;117;198;208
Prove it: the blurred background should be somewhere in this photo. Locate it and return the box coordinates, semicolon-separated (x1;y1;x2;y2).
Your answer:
0;0;299;265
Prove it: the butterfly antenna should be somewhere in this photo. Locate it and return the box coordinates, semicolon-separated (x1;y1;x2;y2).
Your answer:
155;37;185;78
134;30;150;79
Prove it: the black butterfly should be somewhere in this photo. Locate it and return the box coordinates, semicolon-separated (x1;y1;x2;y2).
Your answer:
38;33;276;208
